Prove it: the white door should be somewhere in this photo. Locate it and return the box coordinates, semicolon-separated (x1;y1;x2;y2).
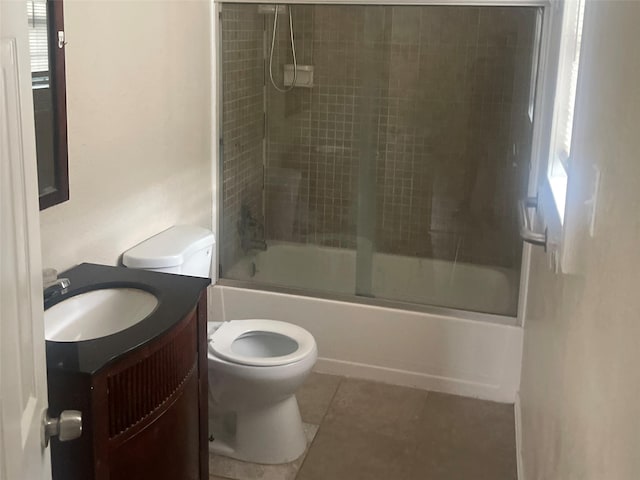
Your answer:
0;1;51;479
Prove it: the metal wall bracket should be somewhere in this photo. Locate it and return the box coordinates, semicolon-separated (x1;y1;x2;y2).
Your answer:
57;31;66;49
518;196;547;250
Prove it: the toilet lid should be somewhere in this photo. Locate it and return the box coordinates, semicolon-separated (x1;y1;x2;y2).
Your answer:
209;319;316;367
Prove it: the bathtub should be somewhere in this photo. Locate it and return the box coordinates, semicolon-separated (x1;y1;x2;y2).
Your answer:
212;242;523;403
225;242;519;317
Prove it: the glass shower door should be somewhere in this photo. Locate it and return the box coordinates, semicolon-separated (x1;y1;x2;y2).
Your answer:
358;6;540;316
219;3;541;317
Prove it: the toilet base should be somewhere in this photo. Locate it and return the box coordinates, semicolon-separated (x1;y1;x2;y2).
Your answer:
209;395;307;465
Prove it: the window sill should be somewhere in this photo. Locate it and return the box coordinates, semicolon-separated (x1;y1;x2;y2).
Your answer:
548;172;567;225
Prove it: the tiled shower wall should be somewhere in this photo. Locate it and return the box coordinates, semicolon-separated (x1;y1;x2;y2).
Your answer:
264;5;538;269
220;6;264;270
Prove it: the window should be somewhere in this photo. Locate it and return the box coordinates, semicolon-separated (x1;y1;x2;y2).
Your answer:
27;1;48;73
547;0;586;223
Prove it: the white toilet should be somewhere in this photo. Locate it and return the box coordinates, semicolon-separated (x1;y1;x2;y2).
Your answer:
123;225;318;464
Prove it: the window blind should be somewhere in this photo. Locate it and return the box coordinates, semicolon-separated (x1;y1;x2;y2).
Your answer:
556;0;586;164
27;0;49;74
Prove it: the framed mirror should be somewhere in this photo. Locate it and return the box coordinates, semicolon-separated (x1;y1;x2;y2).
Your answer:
27;0;69;210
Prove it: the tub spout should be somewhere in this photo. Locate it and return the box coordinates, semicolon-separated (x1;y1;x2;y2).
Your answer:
242;238;267;252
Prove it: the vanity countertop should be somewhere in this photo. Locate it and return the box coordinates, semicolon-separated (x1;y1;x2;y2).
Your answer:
45;263;210;375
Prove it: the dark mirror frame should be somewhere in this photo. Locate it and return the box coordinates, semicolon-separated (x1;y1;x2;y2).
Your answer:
38;0;69;210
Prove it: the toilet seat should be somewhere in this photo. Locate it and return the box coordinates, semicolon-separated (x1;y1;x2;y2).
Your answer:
209;319;315;367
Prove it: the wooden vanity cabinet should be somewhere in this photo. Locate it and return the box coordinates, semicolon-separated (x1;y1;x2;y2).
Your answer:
47;293;209;480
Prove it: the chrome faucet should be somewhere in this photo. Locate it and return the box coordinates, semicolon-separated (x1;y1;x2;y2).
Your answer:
43;269;70;302
241;238;268;252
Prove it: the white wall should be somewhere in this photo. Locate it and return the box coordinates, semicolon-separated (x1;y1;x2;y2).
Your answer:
520;2;640;479
40;0;213;271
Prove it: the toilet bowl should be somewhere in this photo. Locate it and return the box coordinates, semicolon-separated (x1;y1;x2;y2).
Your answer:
122;226;318;465
207;319;317;464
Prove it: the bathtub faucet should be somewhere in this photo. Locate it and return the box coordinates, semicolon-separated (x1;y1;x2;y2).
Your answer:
239;205;267;252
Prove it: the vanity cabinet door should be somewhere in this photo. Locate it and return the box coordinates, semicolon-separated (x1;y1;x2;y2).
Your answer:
103;309;199;480
107;373;200;480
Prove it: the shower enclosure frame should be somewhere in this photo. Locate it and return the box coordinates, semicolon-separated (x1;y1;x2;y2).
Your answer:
211;0;558;328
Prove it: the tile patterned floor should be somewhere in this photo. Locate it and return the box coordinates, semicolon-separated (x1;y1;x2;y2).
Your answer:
210;373;517;480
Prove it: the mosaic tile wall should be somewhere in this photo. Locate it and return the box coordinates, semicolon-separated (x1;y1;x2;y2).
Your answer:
264;5;538;269
220;5;265;271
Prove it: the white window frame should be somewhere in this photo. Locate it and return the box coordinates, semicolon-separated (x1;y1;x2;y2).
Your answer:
546;0;586;225
522;0;587;280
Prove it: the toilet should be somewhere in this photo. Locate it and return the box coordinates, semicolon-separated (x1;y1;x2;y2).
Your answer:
123;225;318;464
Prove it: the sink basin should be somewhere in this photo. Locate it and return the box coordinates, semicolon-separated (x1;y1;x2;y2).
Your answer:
45;288;159;341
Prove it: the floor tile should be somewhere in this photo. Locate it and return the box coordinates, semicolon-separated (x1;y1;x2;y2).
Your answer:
408;392;517;480
296;422;415;480
296;372;342;424
323;377;428;441
296;378;427;480
209;423;318;480
211;379;517;480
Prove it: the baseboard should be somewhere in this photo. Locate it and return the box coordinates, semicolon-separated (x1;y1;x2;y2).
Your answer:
314;357;516;403
514;392;525;480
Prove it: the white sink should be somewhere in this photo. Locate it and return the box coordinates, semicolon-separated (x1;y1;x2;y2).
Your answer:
45;288;159;342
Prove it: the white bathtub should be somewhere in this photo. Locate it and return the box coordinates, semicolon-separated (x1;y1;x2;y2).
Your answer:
225;242;519;317
211;243;523;403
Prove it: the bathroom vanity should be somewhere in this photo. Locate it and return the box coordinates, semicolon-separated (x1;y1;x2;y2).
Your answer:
45;263;210;480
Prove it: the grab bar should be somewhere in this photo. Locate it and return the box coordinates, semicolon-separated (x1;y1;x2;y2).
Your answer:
518;197;547;249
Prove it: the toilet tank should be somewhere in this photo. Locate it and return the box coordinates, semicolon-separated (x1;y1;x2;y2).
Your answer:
123;225;215;278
